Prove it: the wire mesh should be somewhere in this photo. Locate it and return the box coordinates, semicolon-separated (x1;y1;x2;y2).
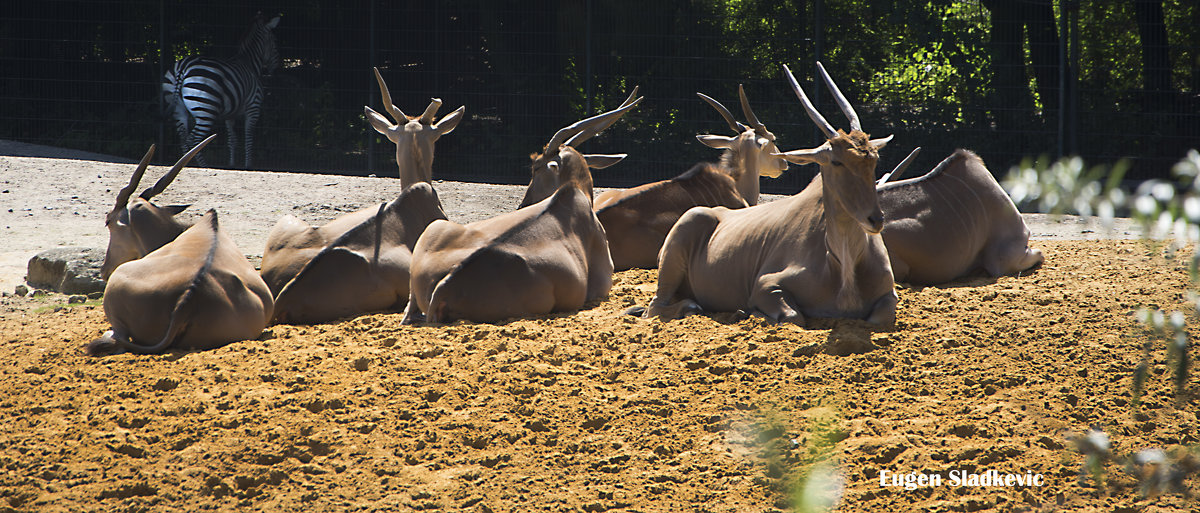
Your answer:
2;0;1196;193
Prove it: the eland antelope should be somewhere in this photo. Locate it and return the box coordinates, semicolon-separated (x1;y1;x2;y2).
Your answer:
402;91;642;324
877;149;1044;284
260;68;462;324
639;63;897;326
593;86;788;270
88;137;273;355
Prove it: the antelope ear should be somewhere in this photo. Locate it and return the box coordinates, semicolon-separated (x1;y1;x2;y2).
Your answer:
773;146;829;166
434;106;466;135
161;204;190;217
584;154;627;170
696;134;734;149
364;106;396;137
869;134;894;150
266;16;281;29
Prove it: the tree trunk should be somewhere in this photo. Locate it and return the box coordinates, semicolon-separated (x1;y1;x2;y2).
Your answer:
1025;0;1060;113
1134;0;1172;110
980;0;1032;130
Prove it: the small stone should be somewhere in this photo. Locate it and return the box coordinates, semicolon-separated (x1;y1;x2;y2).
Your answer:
88;291;104;300
353;357;371;371
31;289;46;297
68;295;87;304
14;284;28;296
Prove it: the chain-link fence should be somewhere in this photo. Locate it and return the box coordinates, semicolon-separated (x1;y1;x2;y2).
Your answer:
3;1;1196;192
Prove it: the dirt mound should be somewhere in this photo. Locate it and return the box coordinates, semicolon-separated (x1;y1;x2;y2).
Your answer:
0;239;1195;512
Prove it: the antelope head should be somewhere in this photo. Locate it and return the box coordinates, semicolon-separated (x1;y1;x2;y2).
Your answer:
100;135;216;280
695;85;788;205
519;89;643;208
365;67;465;188
776;62;892;234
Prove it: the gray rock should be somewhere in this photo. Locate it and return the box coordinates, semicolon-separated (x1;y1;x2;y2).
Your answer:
14;284;28;297
27;247;106;295
68;295;87;304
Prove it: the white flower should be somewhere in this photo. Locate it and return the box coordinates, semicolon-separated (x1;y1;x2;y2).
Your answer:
1134;195;1158;218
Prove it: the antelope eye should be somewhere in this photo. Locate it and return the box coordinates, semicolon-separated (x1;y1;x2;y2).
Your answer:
831;160;844;167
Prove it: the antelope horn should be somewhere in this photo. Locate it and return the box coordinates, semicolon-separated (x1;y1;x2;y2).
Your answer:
737;84;765;133
783;64;836;139
109;144;156;222
564;86;641;148
140;134;217;200
373;67;408;122
548;87;642;151
878;147;921;185
697;92;748;134
419;98;442;124
816;61;861;132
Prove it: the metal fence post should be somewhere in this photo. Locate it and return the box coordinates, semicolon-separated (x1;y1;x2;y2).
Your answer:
585;0;593;114
367;0;376;175
158;0;167;165
1057;0;1066;159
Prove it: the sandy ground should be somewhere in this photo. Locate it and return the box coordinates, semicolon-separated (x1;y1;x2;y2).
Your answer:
0;142;1194;512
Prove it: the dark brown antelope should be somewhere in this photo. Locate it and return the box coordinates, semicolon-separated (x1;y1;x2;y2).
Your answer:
403;92;642;324
88;137;273;355
876;149;1044;284
639;63;897;326
260;68;462;324
593;86;788;270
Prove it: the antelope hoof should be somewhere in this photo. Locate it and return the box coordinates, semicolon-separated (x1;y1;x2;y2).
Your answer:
400;309;425;325
624;305;647;317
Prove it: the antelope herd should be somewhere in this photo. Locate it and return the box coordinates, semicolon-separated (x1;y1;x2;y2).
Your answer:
87;62;1043;355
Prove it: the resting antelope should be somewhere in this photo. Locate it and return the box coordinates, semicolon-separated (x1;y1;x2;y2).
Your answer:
403;91;642;324
260;68;463;324
876;149;1043;284
640;63;896;326
88;136;274;355
593;86;788;270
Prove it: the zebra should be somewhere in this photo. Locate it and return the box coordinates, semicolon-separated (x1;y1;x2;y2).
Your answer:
163;13;281;169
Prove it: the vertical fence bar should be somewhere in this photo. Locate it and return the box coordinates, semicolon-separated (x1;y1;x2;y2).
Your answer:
367;0;376;175
1068;0;1079;156
158;0;167;165
585;0;592;113
1057;0;1066;159
813;0;824;140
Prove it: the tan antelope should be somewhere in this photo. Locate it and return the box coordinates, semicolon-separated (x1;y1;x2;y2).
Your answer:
639;63;897;326
88;137;274;355
593;86;788;270
260;68;463;324
876;149;1044;284
402;91;642;324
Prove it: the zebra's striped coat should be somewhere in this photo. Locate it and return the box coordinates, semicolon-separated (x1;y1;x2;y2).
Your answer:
163;14;280;169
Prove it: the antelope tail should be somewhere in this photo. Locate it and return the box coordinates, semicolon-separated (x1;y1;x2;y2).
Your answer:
118;285;198;354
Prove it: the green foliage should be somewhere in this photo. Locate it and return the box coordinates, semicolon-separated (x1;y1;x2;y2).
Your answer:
866;2;991;126
754;409;847;512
